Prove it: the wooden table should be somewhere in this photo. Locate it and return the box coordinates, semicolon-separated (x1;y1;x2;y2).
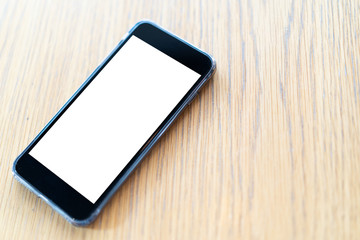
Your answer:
1;0;359;239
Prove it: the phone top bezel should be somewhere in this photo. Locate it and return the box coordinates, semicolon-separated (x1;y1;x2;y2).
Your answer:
13;20;216;226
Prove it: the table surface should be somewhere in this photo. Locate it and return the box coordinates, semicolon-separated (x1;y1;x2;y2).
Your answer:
1;0;359;239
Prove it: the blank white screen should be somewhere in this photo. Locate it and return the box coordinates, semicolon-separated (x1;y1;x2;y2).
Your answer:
29;36;200;203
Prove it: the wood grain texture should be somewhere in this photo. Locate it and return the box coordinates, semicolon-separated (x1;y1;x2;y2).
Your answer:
0;0;359;239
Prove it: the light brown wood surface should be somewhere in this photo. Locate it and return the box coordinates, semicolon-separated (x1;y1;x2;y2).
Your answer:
1;0;359;239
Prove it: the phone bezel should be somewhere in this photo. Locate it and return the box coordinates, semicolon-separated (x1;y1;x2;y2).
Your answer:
13;21;216;226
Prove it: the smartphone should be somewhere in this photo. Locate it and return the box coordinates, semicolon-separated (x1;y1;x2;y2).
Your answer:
12;21;215;226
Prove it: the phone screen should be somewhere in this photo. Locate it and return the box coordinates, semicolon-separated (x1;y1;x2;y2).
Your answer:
29;36;200;203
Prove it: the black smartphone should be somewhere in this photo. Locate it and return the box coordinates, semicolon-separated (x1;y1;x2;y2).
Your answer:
12;20;216;226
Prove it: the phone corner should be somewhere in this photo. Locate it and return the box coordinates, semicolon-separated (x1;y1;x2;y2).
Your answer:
12;155;21;177
209;55;216;72
131;19;157;30
67;208;101;227
205;54;216;79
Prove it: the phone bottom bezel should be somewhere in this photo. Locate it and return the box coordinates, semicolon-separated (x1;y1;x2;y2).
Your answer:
13;153;97;224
